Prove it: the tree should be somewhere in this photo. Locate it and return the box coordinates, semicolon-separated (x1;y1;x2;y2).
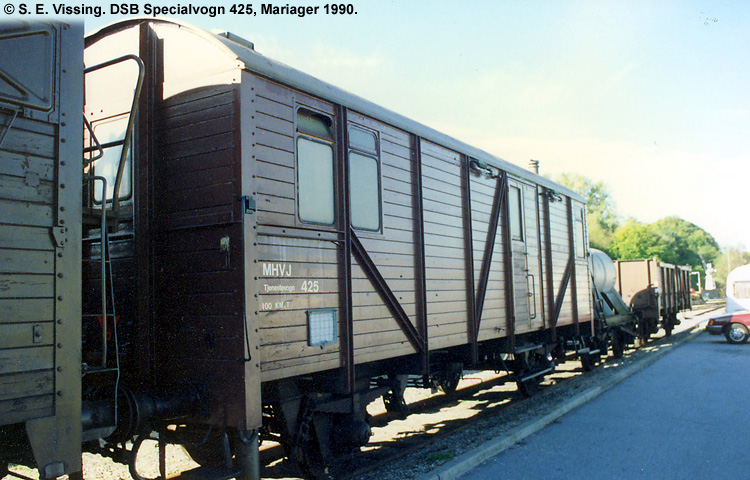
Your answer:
714;245;750;290
553;174;722;285
555;173;619;255
649;216;721;273
606;216;720;290
609;219;667;260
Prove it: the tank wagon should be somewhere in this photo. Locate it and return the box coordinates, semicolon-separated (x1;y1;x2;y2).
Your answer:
613;258;691;339
1;19;595;479
588;249;638;358
589;251;692;357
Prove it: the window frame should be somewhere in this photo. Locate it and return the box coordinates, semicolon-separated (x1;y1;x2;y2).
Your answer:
508;184;524;242
294;107;337;227
347;124;382;233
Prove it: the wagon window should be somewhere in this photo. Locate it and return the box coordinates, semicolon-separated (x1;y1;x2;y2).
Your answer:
508;185;523;241
297;138;335;225
296;109;335;225
297;109;333;139
348;127;381;231
349;127;377;153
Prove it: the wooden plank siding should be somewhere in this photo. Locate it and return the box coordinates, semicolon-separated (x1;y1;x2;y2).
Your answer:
147;67;595;391
469;170;508;340
156;87;237;229
150;81;247;424
252;76;342;381
58;26;600;456
351;113;419;365
0;111;58;423
250;76;426;377
421;140;469;349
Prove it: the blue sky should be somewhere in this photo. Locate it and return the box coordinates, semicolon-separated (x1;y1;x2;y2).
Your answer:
62;1;750;247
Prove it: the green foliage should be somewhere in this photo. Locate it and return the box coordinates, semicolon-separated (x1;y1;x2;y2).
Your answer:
555;173;618;229
555;173;619;255
607;216;720;288
649;216;720;268
609;220;667;260
587;210;617;257
714;246;750;289
554;174;721;283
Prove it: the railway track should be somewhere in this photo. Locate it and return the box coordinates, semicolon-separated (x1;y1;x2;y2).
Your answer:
3;306;719;480
258;303;721;480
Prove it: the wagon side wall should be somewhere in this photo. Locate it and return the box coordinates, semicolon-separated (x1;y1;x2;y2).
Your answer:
247;70;598;384
0;21;83;476
135;24;250;427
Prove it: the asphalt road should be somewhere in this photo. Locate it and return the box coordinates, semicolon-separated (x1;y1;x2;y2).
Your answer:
459;330;749;480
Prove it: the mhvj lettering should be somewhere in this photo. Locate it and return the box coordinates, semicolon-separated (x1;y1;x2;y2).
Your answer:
262;263;292;277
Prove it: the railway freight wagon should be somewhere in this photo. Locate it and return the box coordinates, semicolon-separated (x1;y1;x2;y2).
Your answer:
0;22;84;480
614;258;691;338
1;19;595;480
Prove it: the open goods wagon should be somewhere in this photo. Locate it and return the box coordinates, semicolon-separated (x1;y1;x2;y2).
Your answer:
0;19;595;479
614;258;691;338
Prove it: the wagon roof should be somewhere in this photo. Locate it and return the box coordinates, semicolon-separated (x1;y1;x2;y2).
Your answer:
87;18;584;202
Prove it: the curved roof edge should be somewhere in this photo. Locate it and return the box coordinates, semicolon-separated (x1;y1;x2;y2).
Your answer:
86;17;584;202
728;264;750;283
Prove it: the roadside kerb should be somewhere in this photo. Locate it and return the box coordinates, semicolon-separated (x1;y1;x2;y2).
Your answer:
416;321;708;480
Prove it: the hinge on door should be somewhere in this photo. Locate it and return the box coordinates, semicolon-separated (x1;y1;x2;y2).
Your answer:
50;227;66;247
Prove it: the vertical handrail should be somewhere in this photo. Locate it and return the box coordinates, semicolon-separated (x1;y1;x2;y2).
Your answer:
82;174;109;368
84;54;145;217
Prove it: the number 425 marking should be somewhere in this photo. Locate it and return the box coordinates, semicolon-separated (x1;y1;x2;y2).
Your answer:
300;280;319;293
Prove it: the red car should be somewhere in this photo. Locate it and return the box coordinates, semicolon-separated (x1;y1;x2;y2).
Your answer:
707;311;750;344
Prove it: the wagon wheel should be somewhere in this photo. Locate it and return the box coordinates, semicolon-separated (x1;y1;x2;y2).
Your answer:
579;337;600;372
292;416;338;480
438;369;462;394
288;403;335;480
664;322;674;337
438;373;461;394
383;374;409;418
514;351;550;398
295;439;332;480
383;390;409;418
637;321;651;346
596;335;609;359
181;429;228;468
663;315;677;337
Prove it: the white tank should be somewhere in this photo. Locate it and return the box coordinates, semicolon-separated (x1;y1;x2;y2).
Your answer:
589;248;617;292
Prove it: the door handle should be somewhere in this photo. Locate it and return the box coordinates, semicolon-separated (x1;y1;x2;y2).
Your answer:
527;274;536;319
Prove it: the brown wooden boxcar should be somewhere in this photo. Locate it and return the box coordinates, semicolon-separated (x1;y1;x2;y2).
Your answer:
614;258;692;338
1;18;595;480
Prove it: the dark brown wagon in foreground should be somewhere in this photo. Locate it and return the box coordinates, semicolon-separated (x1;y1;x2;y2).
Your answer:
1;19;597;479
